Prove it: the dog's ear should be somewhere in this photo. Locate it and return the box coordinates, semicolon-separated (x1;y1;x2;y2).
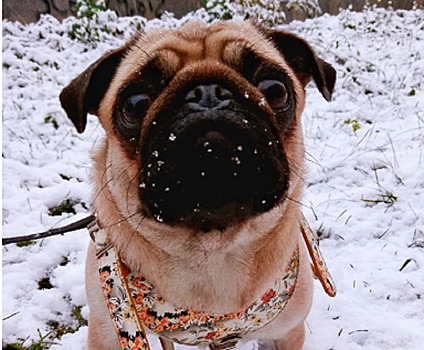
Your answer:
266;30;336;101
59;46;128;133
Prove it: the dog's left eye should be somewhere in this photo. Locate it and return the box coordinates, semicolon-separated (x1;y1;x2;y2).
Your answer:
122;93;152;125
258;80;288;110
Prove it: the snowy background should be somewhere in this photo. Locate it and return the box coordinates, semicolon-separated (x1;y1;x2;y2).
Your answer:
2;5;424;350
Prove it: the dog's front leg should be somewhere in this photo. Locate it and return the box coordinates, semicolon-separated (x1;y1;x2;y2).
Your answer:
273;323;306;350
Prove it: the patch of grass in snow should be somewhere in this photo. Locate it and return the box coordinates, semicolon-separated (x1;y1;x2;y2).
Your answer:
58;174;71;181
48;199;87;216
68;0;126;45
343;118;362;133
16;240;36;248
48;199;77;216
45;321;76;340
59;256;70;266
361;191;398;207
58;174;82;182
45;306;87;340
71;305;88;328
204;0;321;26
37;277;54;290
316;222;333;239
3;306;87;350
44;115;59;130
69;0;109;44
343;23;357;29
3;329;59;350
361;168;399;207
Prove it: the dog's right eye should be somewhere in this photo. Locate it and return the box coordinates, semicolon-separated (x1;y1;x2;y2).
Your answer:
122;93;152;126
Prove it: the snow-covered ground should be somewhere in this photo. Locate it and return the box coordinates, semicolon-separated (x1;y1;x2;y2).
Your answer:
2;7;424;350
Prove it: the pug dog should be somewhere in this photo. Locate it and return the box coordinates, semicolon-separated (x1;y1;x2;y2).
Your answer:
60;20;335;350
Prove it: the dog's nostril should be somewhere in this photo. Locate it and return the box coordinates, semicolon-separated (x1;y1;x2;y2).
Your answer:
215;86;232;100
185;84;233;107
185;86;203;103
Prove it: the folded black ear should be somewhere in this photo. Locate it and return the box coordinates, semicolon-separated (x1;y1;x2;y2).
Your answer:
59;46;128;133
266;30;336;101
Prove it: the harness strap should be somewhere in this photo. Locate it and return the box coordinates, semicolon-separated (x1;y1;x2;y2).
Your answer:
91;220;151;350
300;214;337;297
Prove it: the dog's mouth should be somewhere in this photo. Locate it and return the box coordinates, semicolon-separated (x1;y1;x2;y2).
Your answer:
139;84;289;232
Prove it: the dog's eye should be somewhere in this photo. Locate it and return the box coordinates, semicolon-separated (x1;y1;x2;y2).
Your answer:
258;80;288;110
122;94;151;125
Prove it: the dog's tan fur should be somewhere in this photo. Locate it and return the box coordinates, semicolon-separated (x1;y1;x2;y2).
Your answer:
60;20;336;350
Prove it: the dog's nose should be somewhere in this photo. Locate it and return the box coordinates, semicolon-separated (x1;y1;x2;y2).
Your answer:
185;84;233;109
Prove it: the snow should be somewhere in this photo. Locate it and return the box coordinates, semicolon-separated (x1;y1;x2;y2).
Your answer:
2;6;424;350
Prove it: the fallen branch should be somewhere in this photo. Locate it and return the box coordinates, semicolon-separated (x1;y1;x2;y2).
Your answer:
2;215;94;246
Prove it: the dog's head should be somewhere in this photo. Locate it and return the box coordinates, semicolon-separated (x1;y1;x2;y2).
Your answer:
60;21;335;233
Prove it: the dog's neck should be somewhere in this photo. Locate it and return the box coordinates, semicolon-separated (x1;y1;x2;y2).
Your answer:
91;138;301;313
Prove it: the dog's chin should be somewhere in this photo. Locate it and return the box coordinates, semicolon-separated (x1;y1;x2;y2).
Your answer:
139;102;289;232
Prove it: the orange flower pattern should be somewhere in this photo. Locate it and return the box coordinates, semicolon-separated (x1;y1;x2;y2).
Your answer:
97;250;151;350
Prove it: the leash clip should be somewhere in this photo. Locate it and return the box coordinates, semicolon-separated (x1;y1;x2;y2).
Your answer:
88;218;114;258
87;220;100;242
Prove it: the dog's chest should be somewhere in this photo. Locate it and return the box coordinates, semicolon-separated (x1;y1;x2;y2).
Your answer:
160;250;255;312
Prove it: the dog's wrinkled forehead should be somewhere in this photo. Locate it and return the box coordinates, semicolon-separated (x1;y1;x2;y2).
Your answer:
60;20;335;134
113;21;293;90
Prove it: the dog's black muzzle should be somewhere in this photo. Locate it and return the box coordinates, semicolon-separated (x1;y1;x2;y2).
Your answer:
140;83;289;232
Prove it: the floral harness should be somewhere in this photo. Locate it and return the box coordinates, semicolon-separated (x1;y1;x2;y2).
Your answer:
88;215;336;350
